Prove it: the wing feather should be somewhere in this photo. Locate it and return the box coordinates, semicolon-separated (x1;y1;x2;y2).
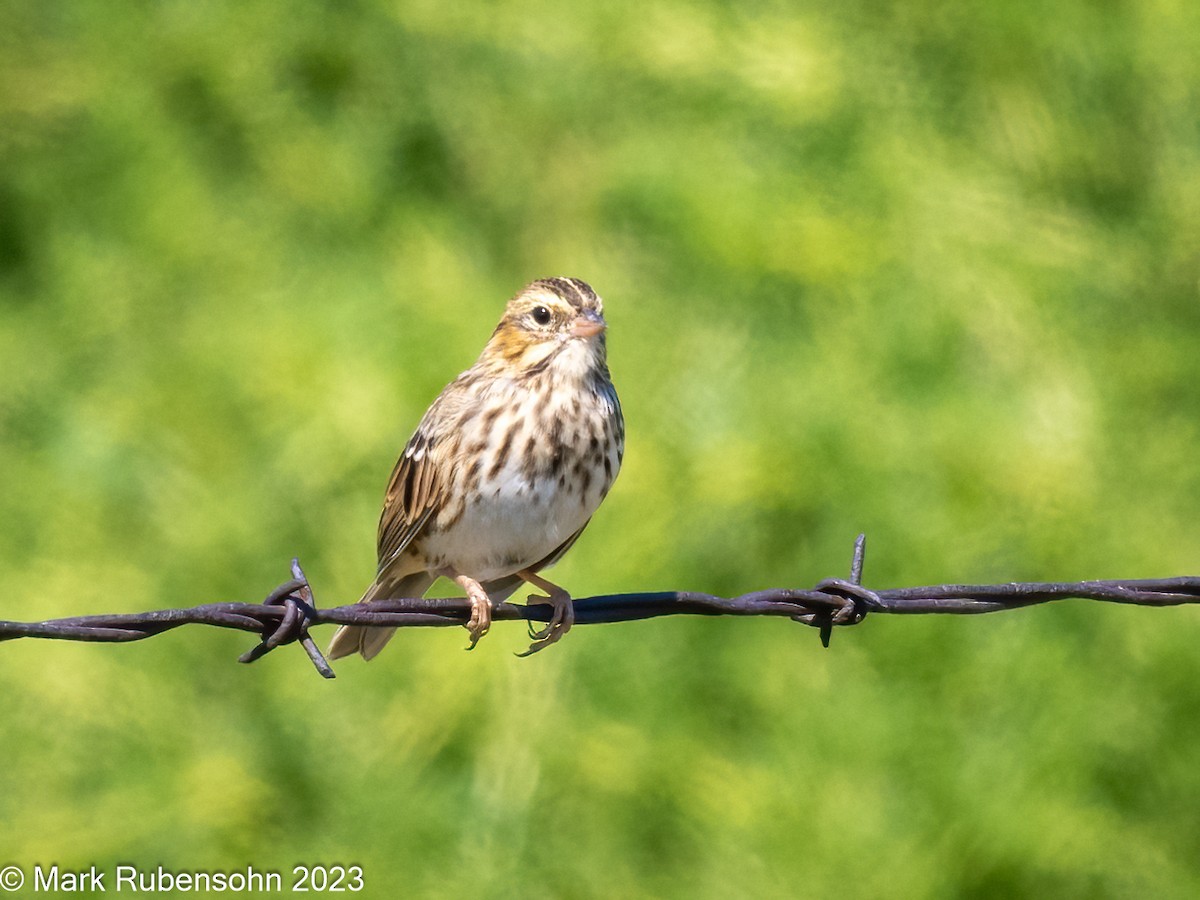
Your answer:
374;399;454;570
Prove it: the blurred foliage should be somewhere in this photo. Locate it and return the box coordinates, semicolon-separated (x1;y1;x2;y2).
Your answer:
2;0;1199;897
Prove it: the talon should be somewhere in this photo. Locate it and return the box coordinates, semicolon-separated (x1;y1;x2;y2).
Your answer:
525;594;555;641
514;570;575;657
465;602;491;650
451;573;493;651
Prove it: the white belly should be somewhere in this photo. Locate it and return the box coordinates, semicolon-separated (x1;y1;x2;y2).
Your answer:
418;362;621;582
423;470;597;581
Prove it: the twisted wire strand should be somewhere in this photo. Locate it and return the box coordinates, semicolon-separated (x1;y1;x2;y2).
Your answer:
2;536;1196;678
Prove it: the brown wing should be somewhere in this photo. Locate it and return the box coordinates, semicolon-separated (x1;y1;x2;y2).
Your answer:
375;440;440;571
374;384;462;571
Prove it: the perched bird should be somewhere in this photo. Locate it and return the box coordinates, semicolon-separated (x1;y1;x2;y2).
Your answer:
327;277;624;660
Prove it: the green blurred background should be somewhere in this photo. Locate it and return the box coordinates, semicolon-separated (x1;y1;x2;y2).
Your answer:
2;0;1199;897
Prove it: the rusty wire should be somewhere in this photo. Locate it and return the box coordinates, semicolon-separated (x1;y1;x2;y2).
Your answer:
1;536;1197;679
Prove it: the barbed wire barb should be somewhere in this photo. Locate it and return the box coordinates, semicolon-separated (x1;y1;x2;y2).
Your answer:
1;535;1198;678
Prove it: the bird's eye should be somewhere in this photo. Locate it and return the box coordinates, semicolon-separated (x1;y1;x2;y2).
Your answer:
531;305;552;326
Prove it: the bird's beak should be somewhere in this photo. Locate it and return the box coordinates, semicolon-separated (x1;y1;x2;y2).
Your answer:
570;309;606;338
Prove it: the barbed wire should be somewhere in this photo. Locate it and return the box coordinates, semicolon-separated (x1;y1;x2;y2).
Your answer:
1;536;1197;679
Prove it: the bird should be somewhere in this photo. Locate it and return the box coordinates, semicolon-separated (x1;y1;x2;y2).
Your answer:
327;277;624;660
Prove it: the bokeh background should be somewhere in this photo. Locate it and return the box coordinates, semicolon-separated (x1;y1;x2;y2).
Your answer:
3;1;1199;897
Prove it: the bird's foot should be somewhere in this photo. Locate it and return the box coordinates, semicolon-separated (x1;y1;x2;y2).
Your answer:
451;574;493;650
516;570;574;657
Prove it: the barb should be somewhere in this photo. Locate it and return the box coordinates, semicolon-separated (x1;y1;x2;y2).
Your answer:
1;536;1197;678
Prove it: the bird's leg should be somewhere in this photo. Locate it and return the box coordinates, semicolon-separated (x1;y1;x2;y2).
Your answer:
447;571;493;650
515;569;574;656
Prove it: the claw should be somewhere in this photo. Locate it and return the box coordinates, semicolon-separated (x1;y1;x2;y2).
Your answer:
465;599;491;650
449;572;493;651
525;594;555;641
514;570;574;657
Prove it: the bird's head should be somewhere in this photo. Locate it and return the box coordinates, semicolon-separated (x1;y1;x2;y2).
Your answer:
481;277;609;380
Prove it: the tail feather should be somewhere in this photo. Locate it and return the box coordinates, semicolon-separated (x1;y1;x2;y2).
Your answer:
325;571;536;661
326;571;435;661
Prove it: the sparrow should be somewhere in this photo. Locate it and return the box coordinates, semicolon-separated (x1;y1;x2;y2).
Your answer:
327;277;623;660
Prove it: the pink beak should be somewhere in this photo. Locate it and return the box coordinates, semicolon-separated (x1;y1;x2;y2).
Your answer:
570;310;606;338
